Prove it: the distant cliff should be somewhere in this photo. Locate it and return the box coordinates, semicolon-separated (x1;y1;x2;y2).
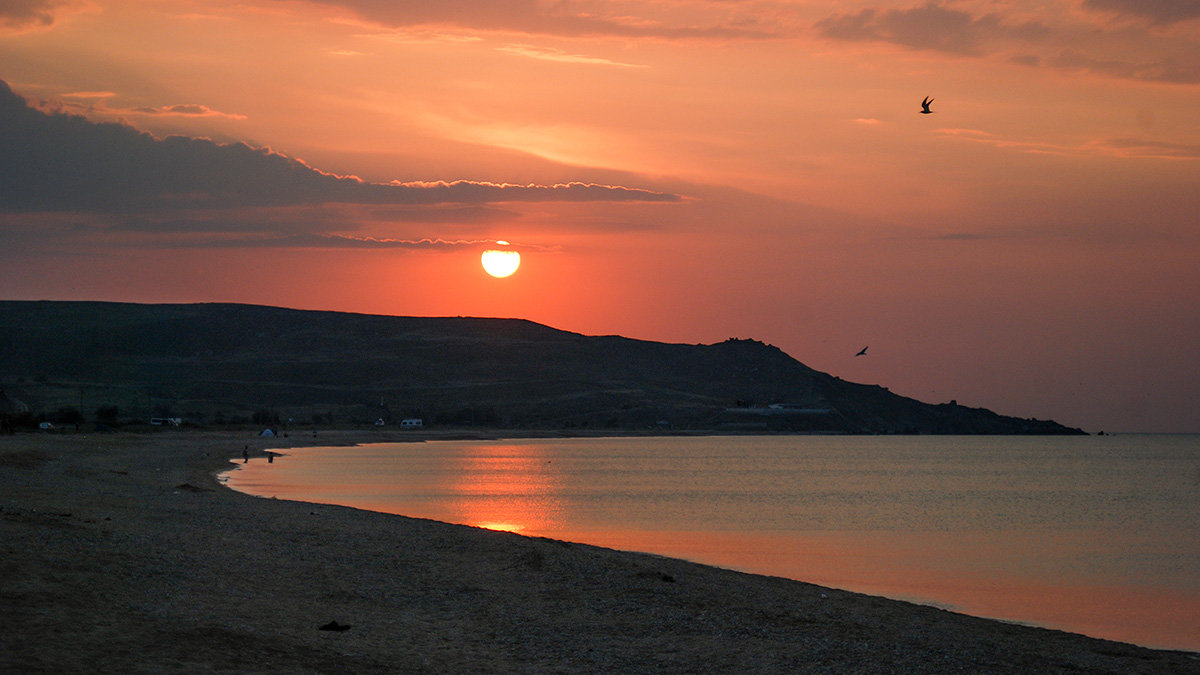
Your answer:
0;301;1083;434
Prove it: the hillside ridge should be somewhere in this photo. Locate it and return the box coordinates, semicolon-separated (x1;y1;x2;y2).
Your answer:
0;301;1083;434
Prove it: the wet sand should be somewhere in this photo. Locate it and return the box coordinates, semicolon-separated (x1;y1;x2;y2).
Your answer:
2;430;1197;673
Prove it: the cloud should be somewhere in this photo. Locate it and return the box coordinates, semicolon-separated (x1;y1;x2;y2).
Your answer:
815;2;1047;56
936;126;1200;160
0;0;66;32
815;1;1200;83
386;179;677;203
164;233;565;251
86;202;514;235
302;0;776;39
60;90;118;99
0;80;680;215
1047;47;1200;84
1088;137;1200;159
1082;0;1200;25
935;125;1084;156
185;234;504;249
33;93;248;121
0;80;681;254
130;103;248;119
496;44;648;68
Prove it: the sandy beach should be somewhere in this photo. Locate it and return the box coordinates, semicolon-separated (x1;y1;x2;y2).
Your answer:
2;431;1197;673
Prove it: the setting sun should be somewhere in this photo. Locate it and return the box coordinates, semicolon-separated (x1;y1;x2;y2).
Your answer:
481;244;520;278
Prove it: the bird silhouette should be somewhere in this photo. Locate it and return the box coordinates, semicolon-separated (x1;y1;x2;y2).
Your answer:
855;346;869;357
920;97;934;114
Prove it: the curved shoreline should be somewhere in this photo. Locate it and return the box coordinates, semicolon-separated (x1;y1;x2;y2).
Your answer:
3;430;1197;673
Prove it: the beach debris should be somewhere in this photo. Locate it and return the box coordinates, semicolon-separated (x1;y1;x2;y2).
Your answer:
174;483;211;493
319;620;352;632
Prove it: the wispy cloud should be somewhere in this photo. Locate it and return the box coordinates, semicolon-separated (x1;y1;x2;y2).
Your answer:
361;30;485;46
303;0;777;40
1087;137;1200;159
130;103;248;119
173;233;566;251
388;180;677;203
60;90;118;99
188;234;502;249
496;44;648;68
937;127;1200;159
36;94;248;121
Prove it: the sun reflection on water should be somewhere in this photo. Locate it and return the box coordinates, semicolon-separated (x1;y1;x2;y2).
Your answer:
445;443;564;535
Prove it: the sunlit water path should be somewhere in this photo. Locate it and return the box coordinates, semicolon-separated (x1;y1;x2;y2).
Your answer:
225;434;1200;651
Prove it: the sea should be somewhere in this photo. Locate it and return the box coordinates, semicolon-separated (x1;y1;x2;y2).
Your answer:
223;434;1200;652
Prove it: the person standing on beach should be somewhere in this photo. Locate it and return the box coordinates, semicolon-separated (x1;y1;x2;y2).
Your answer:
243;446;249;463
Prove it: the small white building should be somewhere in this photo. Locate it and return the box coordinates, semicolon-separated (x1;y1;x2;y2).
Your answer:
400;418;423;429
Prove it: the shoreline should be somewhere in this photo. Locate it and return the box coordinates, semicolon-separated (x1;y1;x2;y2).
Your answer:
3;430;1197;673
227;431;1200;654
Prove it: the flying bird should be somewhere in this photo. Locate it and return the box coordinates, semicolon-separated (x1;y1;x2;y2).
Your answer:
920;97;934;114
855;346;869;357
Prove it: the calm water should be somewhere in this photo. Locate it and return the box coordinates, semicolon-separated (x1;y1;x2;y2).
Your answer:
224;434;1200;651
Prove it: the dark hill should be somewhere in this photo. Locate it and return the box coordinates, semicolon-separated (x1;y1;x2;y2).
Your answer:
0;301;1082;434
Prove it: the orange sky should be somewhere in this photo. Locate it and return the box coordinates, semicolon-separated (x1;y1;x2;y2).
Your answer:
2;0;1198;431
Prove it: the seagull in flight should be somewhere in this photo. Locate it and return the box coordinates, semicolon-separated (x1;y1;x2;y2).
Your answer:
920;97;934;114
855;346;869;357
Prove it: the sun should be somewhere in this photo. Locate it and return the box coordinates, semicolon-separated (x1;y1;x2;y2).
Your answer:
481;242;520;278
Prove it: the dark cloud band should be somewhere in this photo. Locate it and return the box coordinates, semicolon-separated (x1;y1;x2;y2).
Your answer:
0;80;680;215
